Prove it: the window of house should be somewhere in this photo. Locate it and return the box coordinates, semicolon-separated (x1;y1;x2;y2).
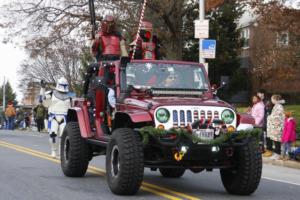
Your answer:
241;27;250;48
276;32;289;46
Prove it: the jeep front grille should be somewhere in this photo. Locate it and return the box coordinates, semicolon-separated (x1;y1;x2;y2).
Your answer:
172;109;219;127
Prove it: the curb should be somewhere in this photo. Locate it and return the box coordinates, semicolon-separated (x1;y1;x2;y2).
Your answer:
263;157;300;170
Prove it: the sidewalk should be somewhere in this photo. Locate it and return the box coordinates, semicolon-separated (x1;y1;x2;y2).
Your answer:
263;157;300;170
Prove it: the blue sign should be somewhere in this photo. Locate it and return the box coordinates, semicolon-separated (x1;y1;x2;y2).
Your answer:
201;39;216;59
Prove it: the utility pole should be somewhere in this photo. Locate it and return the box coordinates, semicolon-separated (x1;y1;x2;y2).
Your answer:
2;76;6;112
199;0;205;64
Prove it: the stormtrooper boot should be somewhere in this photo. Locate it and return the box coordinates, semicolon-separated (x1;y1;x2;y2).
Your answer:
50;143;57;158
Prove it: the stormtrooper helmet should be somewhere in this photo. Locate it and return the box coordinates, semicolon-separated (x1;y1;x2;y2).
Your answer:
55;77;69;93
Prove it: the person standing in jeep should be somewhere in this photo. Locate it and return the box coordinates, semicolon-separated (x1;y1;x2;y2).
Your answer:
5;101;16;130
90;15;128;62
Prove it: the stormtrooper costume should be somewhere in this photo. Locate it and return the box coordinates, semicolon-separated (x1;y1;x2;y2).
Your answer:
41;78;71;158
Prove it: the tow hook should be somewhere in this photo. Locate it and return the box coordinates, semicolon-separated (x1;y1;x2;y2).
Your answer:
174;146;188;162
225;147;234;157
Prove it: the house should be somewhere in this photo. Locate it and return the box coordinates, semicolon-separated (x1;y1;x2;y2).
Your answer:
238;7;300;103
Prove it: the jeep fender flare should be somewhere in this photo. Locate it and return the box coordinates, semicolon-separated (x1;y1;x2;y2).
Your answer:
67;107;92;138
114;111;153;129
237;113;255;131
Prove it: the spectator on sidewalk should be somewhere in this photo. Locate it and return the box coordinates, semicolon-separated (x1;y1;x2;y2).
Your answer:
0;110;6;129
257;90;269;151
264;94;285;160
24;112;31;129
281;111;297;160
5;101;16;130
248;95;265;152
248;95;265;128
33;101;46;132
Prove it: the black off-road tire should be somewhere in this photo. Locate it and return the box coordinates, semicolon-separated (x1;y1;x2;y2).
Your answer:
159;168;185;178
220;138;262;195
106;128;144;195
61;122;90;177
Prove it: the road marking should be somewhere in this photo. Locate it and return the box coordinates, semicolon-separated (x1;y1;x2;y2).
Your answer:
262;176;300;187
141;186;182;200
142;182;200;200
0;140;201;200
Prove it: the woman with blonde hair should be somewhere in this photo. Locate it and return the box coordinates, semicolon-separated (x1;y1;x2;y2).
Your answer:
264;94;285;159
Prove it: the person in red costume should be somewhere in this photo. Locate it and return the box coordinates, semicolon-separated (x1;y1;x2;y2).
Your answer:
130;21;161;60
91;15;128;62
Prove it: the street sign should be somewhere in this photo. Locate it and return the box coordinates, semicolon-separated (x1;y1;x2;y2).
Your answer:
200;39;216;59
194;20;209;39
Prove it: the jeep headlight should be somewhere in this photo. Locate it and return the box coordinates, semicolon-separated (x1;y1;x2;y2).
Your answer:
221;109;235;124
156;108;170;123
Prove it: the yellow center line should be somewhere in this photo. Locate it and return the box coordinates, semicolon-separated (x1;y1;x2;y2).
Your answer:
0;140;201;200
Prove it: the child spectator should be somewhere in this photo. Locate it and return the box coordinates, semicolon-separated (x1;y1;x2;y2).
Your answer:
281;111;297;160
248;95;265;128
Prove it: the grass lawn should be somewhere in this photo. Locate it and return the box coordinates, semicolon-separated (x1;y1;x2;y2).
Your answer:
237;105;300;144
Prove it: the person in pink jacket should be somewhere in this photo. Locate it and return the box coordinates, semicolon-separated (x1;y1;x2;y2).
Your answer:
281;111;297;159
248;95;265;127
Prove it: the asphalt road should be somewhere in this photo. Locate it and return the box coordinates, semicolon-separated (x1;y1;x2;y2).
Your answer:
1;130;300;200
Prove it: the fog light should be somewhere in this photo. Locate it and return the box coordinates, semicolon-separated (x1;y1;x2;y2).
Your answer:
181;146;188;153
157;124;165;130
212;146;220;152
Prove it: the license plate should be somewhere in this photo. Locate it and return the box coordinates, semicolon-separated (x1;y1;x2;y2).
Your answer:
192;129;214;140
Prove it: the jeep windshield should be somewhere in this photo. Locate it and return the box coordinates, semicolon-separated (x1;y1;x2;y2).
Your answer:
126;62;209;92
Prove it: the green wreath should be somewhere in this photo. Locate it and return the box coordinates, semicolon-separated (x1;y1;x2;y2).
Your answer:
139;126;261;145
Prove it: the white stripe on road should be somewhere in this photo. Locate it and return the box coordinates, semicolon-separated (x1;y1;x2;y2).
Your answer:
262;176;300;187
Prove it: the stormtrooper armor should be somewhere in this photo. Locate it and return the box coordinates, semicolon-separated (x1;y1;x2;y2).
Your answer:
41;77;71;158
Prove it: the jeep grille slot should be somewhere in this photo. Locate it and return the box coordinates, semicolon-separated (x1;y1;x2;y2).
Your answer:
193;110;199;120
200;110;205;119
214;111;219;119
173;110;178;128
207;110;212;119
169;109;224;128
180;110;185;127
187;110;192;123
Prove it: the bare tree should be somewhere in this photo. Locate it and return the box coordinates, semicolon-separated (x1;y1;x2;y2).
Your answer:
19;37;84;94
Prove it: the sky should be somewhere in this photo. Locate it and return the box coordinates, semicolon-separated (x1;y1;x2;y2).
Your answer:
0;30;25;102
0;0;25;102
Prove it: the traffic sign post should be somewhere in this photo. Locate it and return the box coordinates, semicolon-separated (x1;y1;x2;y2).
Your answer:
200;39;216;59
194;19;209;39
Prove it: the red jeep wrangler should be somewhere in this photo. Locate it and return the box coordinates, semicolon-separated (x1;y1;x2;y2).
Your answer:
60;58;261;196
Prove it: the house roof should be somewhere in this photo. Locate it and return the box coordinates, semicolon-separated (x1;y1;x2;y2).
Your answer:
238;8;258;29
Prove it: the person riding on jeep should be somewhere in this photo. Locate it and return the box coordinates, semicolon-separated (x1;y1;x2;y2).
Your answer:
130;21;161;60
91;15;128;62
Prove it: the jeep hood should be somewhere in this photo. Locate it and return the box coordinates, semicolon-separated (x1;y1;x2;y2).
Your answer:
123;97;234;110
